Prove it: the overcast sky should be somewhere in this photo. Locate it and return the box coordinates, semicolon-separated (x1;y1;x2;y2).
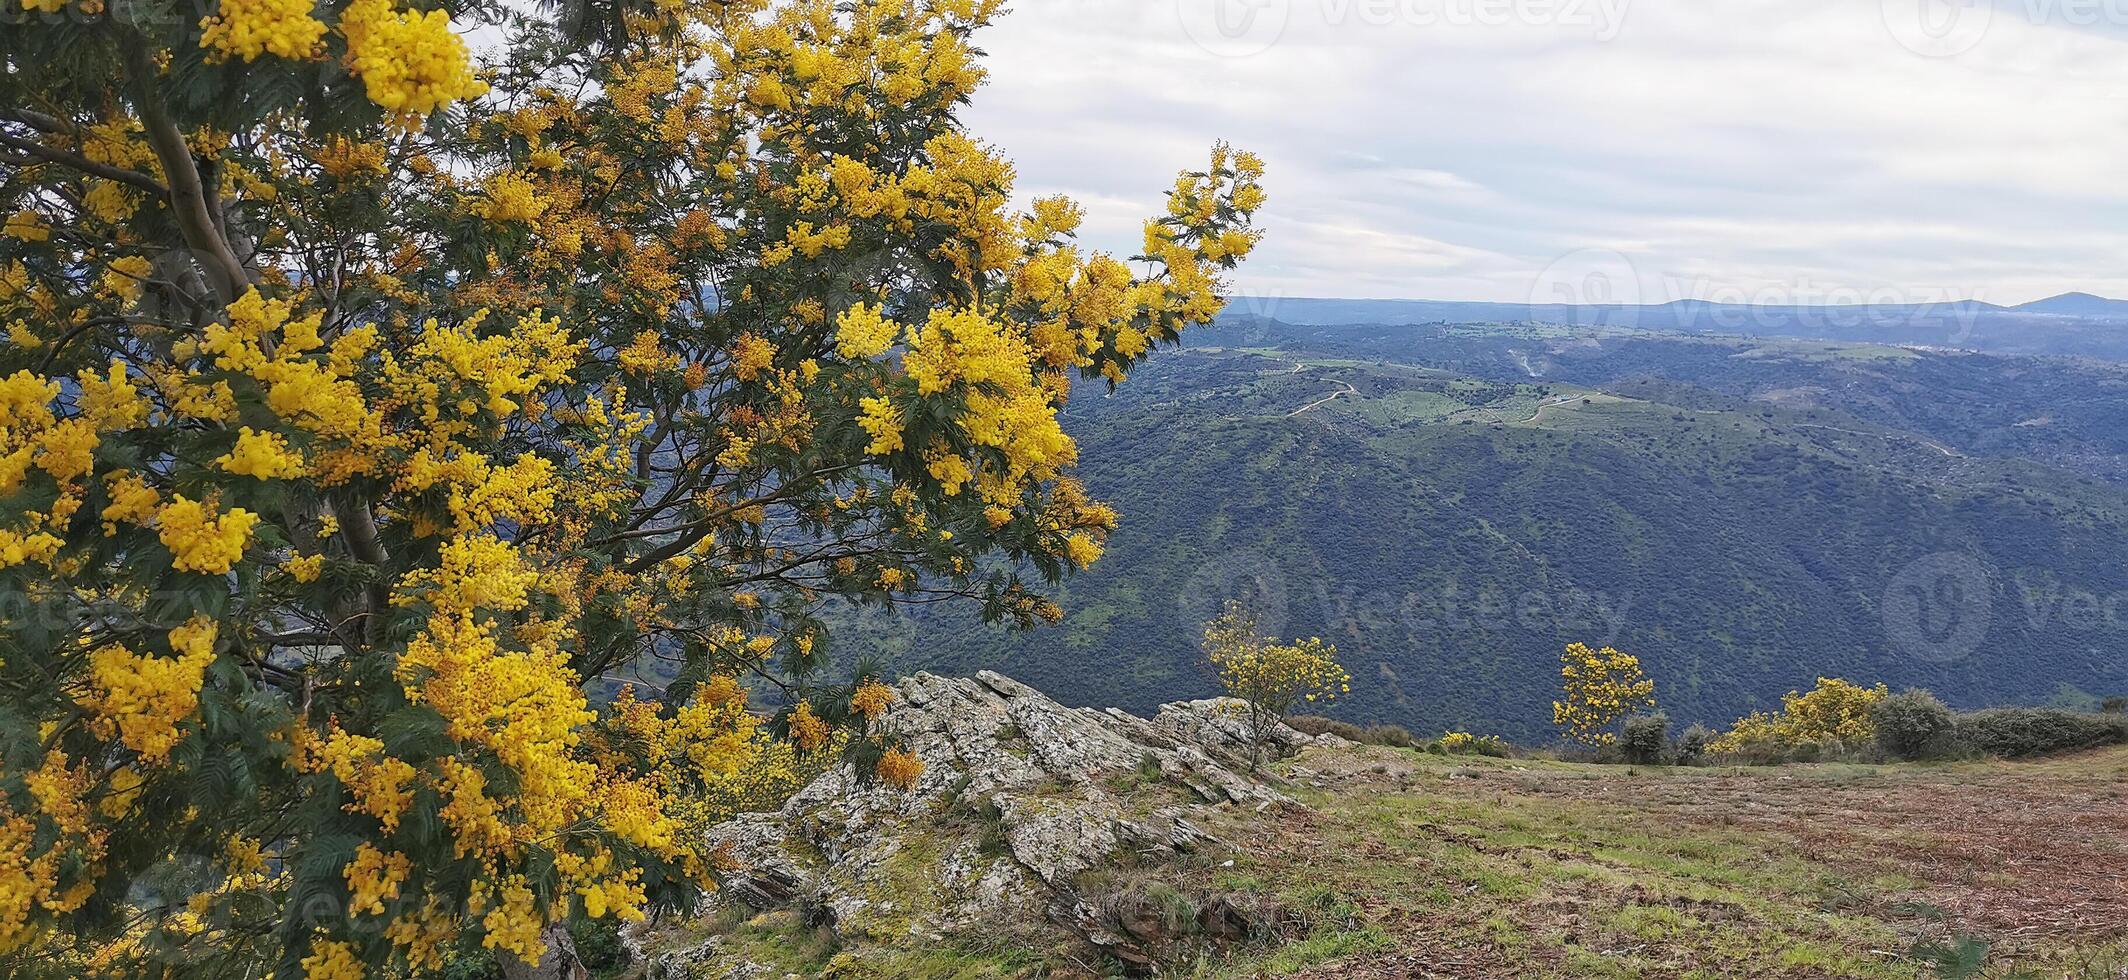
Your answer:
961;0;2128;306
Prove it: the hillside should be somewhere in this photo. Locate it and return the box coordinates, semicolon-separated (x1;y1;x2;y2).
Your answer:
1248;297;2128;361
625;673;2128;979
1210;318;2128;485
842;333;2128;740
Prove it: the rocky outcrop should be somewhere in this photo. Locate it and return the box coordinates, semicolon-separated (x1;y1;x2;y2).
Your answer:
663;671;1337;974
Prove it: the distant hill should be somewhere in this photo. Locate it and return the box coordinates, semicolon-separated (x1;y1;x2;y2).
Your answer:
1215;318;2128;484
2010;291;2128;317
845;327;2128;740
1249;294;2128;360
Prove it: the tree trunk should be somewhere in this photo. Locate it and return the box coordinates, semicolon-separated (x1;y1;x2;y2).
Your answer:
498;924;588;980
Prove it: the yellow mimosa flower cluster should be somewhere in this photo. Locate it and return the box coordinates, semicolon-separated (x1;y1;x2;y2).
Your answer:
216;426;307;480
155;496;260;575
73;618;219;763
198;0;327;62
339;0;488;123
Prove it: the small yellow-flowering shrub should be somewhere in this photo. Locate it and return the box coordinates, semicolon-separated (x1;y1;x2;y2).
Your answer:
1203;600;1351;765
0;0;1264;974
1707;678;1890;760
1436;731;1510;757
1552;642;1658;747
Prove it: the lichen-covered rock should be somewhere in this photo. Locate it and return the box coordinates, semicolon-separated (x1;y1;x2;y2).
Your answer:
685;671;1311;967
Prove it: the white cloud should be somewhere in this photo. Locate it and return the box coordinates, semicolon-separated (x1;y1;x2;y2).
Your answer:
962;0;2128;303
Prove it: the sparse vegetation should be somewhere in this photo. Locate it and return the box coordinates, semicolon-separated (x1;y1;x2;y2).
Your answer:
1285;714;1369;742
825;739;2128;977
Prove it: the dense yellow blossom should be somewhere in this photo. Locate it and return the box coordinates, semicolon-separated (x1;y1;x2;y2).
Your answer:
876;748;924;789
2;210;47;241
99;471;159;533
731;333;776;381
217;426;307;479
74;618;218;763
75;360;146;431
299;938;363;980
471;172;548;223
850;679;894;722
856;396;903;454
1552;643;1658;748
344;844;410;915
156;496;259;574
304;729;417;830
1707;678;1890;756
788;700;830;751
833;303;899;359
198;0;326;62
284;553;324;583
339;0;488;122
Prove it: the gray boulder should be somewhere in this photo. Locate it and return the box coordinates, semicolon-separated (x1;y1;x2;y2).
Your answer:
682;671;1329;963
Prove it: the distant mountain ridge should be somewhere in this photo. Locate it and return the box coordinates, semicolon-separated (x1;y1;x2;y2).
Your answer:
2009;292;2128;316
1239;293;2128;360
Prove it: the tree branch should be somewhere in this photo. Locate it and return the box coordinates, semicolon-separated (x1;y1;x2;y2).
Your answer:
0;131;167;196
120;41;253;305
331;495;394;643
0;107;71;133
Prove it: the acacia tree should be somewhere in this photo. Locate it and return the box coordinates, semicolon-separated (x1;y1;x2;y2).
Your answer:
0;0;1264;975
1202;600;1348;767
1552;642;1657;748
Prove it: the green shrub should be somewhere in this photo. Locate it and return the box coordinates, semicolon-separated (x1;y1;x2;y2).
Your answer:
1620;712;1669;765
1285;715;1369;742
2104;696;2127;715
1872;689;1957;761
1676;724;1714;765
1361;724;1416;748
572;916;631;971
1954;708;2128;758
